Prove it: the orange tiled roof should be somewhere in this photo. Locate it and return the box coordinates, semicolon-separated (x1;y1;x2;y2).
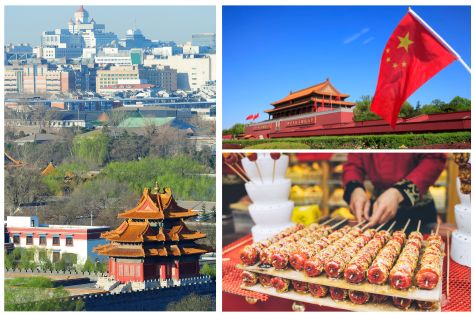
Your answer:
94;243;208;258
118;187;198;220
4;152;23;167
101;220;206;243
265;98;356;113
41;162;56;176
270;79;350;106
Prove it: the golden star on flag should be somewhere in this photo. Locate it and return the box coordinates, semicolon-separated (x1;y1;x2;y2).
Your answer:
386;57;391;63
397;32;414;52
402;61;407;68
393;63;398;68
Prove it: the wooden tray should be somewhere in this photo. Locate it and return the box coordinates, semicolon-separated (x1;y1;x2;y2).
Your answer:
237;265;442;302
241;284;441;312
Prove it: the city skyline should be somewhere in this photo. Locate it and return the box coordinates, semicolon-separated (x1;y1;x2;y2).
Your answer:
5;5;216;46
223;6;471;128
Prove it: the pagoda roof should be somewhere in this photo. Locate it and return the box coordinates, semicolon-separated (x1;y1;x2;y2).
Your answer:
5;152;23;167
265;97;355;113
101;220;206;243
94;243;208;258
118;187;198;220
271;79;350;107
40;162;56;176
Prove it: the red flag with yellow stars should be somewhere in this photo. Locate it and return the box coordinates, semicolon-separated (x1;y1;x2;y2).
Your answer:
370;11;457;128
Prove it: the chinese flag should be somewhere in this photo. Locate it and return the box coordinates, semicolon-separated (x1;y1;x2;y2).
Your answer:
371;11;456;128
253;113;260;120
245;114;253;120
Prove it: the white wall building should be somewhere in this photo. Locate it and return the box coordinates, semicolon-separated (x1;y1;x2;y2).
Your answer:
144;54;215;91
5;216;110;264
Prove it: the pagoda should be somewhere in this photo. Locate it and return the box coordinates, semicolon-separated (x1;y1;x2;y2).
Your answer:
94;184;208;284
265;78;356;119
40;161;56;176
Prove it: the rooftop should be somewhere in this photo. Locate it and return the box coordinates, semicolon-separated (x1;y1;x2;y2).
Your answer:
271;79;350;106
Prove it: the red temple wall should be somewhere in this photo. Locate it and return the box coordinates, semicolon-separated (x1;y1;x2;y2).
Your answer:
244;110;470;139
109;258;201;283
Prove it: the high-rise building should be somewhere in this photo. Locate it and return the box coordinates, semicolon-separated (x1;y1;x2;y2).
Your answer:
95;65;177;94
4;64;74;96
40;6;118;59
120;28;153;48
191;33;216;53
144;54;215;91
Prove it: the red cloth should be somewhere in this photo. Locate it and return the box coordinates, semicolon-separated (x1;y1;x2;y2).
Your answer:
370;12;456;128
342;153;446;196
245;114;253;120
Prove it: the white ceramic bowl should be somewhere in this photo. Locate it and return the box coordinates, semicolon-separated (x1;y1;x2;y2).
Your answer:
251;223;295;243
248;200;294;226
454;204;471;235
451;230;471;267
242;153;289;183
245;179;291;204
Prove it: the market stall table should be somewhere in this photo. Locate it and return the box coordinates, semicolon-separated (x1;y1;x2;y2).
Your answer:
222;234;470;312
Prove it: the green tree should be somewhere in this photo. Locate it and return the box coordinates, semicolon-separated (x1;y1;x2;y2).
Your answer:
352;95;381;121
223;123;245;136
72;132;110;167
200;263;216;278
37;248;54;271
18;248;36;270
82;258;95;272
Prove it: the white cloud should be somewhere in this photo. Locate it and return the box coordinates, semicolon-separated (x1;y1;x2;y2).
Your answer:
343;27;370;44
362;36;375;45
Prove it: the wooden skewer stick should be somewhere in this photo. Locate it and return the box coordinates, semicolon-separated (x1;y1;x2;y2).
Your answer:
416;220;421;233
402;219;411;233
354;220;367;229
254;162;264;183
321;216;336;225
361;221;372;230
330;218;348;230
375;221;387;231
225;162;249;183
446;231;450;300
387;220;397;233
234;163;247;177
435;222;440;235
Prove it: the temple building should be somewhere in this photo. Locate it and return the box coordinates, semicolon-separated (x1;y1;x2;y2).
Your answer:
40;161;56;176
265;78;356;119
94;184;208;285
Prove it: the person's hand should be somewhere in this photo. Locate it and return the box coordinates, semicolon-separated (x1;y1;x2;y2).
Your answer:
368;188;404;227
349;187;370;223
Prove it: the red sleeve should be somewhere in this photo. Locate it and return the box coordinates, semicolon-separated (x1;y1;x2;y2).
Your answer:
406;154;447;196
343;154;366;185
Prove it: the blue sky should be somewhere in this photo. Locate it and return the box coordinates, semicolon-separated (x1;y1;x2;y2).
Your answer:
5;6;215;45
223;6;471;128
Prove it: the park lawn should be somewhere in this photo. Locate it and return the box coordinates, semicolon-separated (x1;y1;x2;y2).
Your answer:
223;131;470;149
5;276;84;311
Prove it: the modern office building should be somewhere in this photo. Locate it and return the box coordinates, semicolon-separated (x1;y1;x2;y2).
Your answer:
191;33;216;53
120;28;153;48
4;64;74;96
40;6;118;60
144;54;215;91
96;65;177;94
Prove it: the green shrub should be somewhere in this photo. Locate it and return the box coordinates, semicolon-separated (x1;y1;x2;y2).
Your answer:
224;131;470;149
200;263;216;278
246;142;311;149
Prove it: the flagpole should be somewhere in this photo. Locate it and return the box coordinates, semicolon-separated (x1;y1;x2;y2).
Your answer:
408;7;471;74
